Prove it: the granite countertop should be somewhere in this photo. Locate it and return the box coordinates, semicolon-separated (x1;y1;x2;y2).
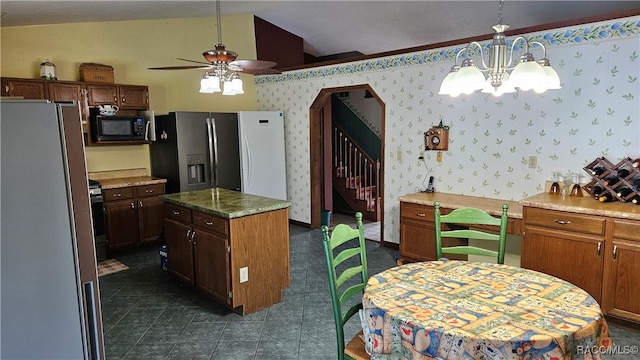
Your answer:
520;192;640;220
97;176;167;190
398;192;523;219
160;188;292;219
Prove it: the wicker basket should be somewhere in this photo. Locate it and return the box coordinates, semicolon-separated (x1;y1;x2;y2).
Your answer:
79;63;114;83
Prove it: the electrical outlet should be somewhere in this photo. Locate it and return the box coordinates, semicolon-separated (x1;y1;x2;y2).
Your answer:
528;156;537;169
436;151;443;163
397;146;402;161
239;267;248;283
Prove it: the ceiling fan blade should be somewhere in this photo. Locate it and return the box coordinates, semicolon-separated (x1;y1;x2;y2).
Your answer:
148;65;212;70
176;57;212;65
240;68;282;75
229;59;277;70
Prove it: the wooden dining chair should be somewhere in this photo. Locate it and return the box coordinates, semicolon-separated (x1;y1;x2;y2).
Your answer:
321;212;370;360
434;201;509;264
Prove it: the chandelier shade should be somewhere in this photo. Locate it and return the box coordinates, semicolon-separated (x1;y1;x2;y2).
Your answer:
439;0;561;97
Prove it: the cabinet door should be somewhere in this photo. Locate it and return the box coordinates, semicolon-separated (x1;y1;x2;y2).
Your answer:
47;82;87;122
138;195;165;243
2;78;47;99
86;84;118;106
193;230;230;304
104;199;139;249
603;219;640;322
119;85;148;109
522;226;604;302
400;217;437;261
165;220;194;285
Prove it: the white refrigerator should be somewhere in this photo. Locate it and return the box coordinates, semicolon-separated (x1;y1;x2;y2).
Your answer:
151;111;287;200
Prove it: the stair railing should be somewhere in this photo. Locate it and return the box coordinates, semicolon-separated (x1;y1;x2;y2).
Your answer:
333;124;380;212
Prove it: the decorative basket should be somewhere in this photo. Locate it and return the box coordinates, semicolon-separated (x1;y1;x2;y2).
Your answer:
79;63;114;83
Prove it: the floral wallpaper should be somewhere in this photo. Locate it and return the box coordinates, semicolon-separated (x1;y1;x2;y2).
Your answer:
255;16;640;244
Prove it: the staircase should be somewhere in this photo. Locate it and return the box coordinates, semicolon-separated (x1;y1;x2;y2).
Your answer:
332;124;381;222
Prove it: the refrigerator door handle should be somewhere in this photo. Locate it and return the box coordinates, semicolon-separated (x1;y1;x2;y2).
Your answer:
206;117;218;188
84;281;101;360
243;135;252;188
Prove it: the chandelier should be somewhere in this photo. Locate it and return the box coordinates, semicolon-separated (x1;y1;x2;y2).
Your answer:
198;58;244;95
438;0;561;97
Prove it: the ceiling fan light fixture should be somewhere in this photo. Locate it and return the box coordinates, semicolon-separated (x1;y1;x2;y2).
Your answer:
439;0;560;97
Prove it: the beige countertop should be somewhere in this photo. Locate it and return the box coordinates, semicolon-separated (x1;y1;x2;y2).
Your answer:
96;176;166;189
398;192;523;219
520;192;640;220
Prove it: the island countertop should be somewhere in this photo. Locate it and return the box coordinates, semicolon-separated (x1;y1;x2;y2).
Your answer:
160;188;292;219
519;192;640;220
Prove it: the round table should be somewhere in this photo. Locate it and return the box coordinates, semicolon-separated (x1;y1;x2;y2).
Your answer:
362;260;612;360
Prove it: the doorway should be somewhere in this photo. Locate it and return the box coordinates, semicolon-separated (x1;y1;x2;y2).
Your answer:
309;84;385;244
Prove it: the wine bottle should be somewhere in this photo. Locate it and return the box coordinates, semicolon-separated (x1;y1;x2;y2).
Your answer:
591;184;605;196
630;195;640;204
599;192;616;202
617;166;632;178
632;177;640;191
616;186;633;198
632;158;640;168
590;165;606;176
602;175;620;187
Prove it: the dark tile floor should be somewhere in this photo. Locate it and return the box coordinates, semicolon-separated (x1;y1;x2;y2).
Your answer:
99;224;639;360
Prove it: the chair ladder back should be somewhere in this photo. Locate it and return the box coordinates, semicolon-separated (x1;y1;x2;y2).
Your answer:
321;212;368;360
434;202;509;264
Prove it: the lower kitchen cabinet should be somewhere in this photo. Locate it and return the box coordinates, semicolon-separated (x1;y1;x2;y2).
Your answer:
602;219;640;323
103;183;165;250
522;207;605;303
162;199;290;315
522;205;640;324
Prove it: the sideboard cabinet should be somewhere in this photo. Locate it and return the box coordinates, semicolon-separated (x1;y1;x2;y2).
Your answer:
521;193;640;324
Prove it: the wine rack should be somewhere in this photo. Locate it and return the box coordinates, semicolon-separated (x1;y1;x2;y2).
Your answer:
582;156;640;203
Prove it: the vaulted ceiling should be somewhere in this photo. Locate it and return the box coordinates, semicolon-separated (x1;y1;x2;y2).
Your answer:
2;1;639;57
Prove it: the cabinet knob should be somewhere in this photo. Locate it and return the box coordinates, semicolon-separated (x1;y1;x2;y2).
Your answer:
114;193;123;198
553;219;571;225
612;245;618;261
186;229;192;242
205;220;213;226
139;200;143;208
172;210;180;215
597;241;602;256
414;212;426;217
130;202;135;209
146;189;154;193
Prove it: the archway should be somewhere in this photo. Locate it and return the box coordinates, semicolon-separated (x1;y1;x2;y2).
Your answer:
309;84;386;244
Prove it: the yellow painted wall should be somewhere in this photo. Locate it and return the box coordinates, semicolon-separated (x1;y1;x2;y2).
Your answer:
1;15;258;173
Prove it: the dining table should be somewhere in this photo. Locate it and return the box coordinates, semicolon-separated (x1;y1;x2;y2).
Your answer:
362;260;612;360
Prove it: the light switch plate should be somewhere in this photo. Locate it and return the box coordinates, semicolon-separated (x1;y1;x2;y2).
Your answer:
239;267;248;283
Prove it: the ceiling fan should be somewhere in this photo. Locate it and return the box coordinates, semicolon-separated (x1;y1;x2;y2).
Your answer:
148;0;280;95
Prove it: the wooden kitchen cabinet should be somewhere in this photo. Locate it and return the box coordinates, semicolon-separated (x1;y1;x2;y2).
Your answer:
522;207;605;303
400;203;438;261
85;83;148;109
118;85;149;109
1;77;47;99
602;219;640;323
86;84;118;106
47;81;87;122
161;194;290;314
164;203;231;305
103;183;165;250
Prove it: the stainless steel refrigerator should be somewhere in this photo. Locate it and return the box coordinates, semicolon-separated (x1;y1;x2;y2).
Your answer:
1;100;104;359
150;111;287;200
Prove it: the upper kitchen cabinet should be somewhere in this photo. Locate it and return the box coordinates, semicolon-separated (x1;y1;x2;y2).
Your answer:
85;83;148;110
1;77;48;99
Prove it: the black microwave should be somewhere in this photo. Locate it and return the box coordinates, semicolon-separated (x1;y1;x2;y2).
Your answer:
91;112;146;142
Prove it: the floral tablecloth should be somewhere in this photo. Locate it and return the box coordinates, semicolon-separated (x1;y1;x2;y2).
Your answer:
362;260;612;360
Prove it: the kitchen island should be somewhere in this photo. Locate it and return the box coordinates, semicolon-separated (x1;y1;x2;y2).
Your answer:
160;188;292;314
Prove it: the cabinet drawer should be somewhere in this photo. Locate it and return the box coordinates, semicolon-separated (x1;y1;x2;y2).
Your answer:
164;203;191;224
524;207;605;236
137;183;165;197
400;202;435;222
103;187;134;201
613;219;640;240
193;211;229;236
